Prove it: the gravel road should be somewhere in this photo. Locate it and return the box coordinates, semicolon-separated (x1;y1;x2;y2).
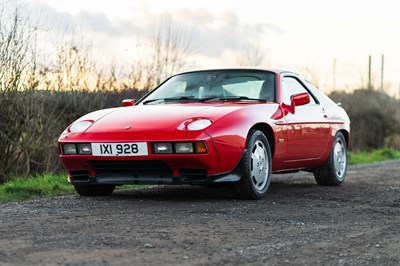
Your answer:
1;160;400;266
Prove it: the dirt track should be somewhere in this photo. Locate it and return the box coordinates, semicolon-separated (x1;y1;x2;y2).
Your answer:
1;160;400;266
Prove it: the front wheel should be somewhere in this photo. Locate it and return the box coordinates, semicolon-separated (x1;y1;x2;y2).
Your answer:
74;184;116;196
314;132;347;186
232;130;272;200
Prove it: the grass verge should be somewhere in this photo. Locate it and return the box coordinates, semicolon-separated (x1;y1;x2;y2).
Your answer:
0;174;75;204
1;148;399;204
348;148;400;165
0;174;141;204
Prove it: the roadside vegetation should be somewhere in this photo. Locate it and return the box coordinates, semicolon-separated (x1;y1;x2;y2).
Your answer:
0;175;75;204
0;175;142;204
348;148;400;165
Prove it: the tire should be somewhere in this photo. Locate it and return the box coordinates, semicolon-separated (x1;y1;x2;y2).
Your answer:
314;132;347;186
232;130;272;200
74;184;116;196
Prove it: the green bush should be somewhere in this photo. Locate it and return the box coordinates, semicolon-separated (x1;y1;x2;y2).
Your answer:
384;134;400;150
0;89;146;183
329;89;400;151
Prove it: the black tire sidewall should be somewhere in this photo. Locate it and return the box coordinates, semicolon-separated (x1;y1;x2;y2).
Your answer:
242;130;272;197
314;131;347;186
330;132;347;183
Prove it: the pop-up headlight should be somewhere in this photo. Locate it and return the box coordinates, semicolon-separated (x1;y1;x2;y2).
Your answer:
68;121;93;133
178;118;213;131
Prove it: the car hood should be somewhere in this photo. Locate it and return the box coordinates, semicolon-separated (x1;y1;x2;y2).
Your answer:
85;103;247;133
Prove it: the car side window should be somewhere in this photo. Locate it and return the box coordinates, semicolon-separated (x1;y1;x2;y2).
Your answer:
281;77;316;105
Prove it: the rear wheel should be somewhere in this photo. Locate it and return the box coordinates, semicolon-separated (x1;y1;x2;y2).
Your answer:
314;132;347;186
232;130;272;200
74;184;116;196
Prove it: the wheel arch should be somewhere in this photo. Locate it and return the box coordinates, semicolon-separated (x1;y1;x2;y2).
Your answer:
337;129;350;148
250;123;275;156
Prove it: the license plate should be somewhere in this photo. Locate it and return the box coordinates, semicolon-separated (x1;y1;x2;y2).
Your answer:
91;142;148;156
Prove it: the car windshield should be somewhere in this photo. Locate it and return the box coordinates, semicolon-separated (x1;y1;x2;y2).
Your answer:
140;70;276;104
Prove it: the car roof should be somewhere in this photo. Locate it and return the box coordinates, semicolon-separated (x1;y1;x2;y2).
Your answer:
175;68;297;76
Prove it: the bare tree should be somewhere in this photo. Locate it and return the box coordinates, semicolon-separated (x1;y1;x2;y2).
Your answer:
0;4;33;92
0;2;43;182
300;65;321;89
50;41;95;92
236;43;265;67
147;18;193;88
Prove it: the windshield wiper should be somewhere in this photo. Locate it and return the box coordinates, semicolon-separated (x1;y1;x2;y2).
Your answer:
143;96;267;104
199;96;267;103
143;96;196;105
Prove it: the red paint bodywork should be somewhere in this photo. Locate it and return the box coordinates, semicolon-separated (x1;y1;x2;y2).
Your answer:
58;69;350;184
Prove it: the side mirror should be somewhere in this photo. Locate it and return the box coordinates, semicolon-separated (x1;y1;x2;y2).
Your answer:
122;99;135;107
289;93;310;114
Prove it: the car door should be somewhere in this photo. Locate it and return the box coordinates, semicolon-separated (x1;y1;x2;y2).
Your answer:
280;75;331;163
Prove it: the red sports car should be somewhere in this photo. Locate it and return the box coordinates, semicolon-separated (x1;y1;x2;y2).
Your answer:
58;69;350;199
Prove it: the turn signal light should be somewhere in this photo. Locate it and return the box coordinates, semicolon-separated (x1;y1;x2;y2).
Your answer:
194;142;207;154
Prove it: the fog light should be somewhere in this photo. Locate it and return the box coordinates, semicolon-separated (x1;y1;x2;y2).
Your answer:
63;144;77;155
77;143;92;154
175;142;194;153
154;143;173;153
194;142;207;154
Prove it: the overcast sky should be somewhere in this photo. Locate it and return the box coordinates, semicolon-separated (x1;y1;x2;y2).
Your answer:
12;0;400;95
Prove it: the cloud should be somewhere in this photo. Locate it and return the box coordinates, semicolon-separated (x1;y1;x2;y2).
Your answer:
9;0;280;68
147;6;279;57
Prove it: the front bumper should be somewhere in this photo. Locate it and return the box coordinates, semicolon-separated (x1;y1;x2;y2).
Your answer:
67;164;240;186
59;134;241;185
